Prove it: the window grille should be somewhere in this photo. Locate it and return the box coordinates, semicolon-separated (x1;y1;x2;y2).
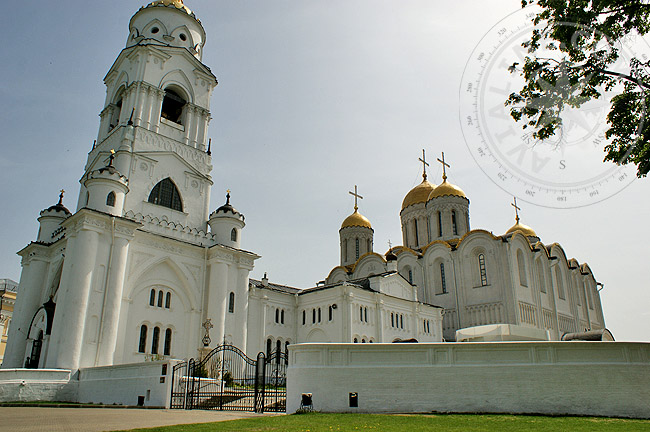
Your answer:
148;178;182;211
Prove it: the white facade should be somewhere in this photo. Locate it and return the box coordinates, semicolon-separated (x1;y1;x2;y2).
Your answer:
2;1;439;373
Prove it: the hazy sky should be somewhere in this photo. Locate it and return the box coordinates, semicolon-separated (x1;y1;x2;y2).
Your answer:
1;1;648;342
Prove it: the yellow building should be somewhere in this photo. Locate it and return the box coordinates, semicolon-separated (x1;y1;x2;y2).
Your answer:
0;279;18;366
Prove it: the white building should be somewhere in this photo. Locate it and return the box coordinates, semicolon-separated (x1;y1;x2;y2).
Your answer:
2;0;441;372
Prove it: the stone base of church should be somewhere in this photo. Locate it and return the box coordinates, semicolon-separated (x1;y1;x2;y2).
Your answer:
455;324;551;342
0;360;178;408
287;342;650;418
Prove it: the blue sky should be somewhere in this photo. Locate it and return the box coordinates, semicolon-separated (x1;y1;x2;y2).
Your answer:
1;1;648;341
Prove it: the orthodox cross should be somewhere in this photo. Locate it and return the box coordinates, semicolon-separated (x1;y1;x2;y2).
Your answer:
108;149;116;166
388;239;393;249
349;185;363;211
511;197;521;224
226;189;231;205
58;189;65;205
437;151;450;181
419;149;429;180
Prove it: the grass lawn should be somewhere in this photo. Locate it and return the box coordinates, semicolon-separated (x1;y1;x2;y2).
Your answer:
118;412;650;432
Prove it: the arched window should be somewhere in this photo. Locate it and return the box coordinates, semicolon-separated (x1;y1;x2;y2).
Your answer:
138;325;147;353
160;88;186;125
165;292;171;309
266;338;272;357
359;306;363;321
353;338;358;343
281;310;285;324
151;326;160;355
364;307;368;323
437;211;443;237
440;262;447;294
361;339;366;343
312;309;316;324
517;250;528;286
148;178;183;211
400;314;404;329
276;340;281;361
302;310;306;325
391;313;394;327
149;289;155;306
164;328;172;356
328;305;333;321
537;260;546;293
478;254;488;286
554;267;565;300
355;238;360;260
318;307;322;323
413;219;419;245
285;342;290;365
408;269;413;284
157;290;163;307
106;191;116;207
228;292;235;313
109;89;124;129
231;228;237;242
275;308;279;324
451;210;458;236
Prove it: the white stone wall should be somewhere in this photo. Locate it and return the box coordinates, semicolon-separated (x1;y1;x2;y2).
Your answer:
287;342;650;418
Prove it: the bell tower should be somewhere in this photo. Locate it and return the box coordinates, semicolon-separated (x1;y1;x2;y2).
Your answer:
78;0;217;231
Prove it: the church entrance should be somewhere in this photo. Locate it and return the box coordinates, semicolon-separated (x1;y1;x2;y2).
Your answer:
170;344;287;413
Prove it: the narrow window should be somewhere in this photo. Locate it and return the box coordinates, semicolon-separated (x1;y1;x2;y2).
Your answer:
148;178;183;211
231;228;237;242
408;269;413;284
302;310;306;325
360;306;363;321
355;238;360;260
437;211;442;237
555;267;565;300
164;328;172;356
276;340;281;359
160;88;186;125
478;254;488;286
364;307;368;323
275;308;279;324
281;309;285;324
329;306;333;321
426;215;431;243
423;320;427;332
318;307;322;323
157;290;163;307
400;314;403;329
427;321;430;333
517;250;528;286
285;342;290;365
440;262;447;294
413;219;419;246
451;210;458;236
138;325;147;353
151;326;160;355
228;292;235;313
149;289;155;306
367;238;371;252
165;292;171;309
312;309;316;324
391;313;394;327
106;191;116;207
266;338;272;357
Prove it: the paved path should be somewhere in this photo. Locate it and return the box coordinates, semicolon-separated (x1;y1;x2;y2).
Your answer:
0;407;281;432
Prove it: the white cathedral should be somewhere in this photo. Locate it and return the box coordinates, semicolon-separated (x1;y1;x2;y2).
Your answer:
2;0;606;372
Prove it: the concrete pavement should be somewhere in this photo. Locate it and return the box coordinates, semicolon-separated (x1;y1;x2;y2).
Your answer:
0;407;281;431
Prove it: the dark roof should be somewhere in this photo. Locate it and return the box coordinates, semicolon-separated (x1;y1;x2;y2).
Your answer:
44;202;72;216
212;192;244;220
249;278;301;294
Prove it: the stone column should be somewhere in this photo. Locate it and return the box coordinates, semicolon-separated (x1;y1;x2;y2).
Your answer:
50;226;100;370
1;249;49;368
152;90;164;133
207;261;228;347
143;87;154;130
96;229;133;366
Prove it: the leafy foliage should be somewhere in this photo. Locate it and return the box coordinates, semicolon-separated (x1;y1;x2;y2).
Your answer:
506;0;650;177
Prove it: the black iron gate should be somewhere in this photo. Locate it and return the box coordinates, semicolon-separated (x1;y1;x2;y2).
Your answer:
170;344;287;413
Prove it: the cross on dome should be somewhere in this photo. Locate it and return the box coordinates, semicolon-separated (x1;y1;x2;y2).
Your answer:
58;189;65;205
419;149;429;181
349;185;363;211
437;151;450;181
511;197;521;223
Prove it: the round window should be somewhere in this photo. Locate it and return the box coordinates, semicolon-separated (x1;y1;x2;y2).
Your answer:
151;27;159;34
179;33;187;41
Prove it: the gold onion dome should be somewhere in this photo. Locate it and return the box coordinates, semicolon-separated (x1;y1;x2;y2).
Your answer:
341;210;372;230
402;179;436;211
427;179;466;200
148;0;192;15
506;221;537;237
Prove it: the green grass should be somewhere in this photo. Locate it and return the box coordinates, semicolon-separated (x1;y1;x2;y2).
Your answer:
117;412;650;432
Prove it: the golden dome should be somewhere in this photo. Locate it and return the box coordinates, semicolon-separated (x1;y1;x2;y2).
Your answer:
401;179;436;211
428;179;466;200
506;222;537;237
148;0;192;15
341;210;372;230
